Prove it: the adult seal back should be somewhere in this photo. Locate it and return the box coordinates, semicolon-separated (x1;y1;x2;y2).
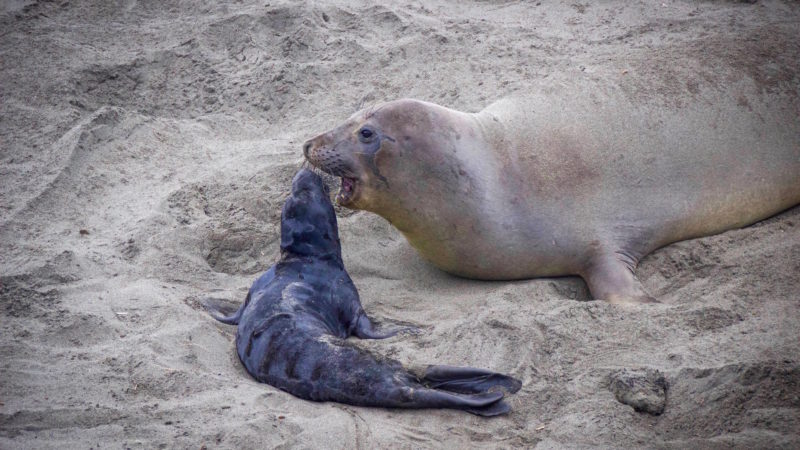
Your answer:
205;169;521;416
303;82;800;304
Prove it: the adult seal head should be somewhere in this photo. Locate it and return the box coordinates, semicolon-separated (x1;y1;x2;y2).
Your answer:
303;88;800;304
205;168;521;416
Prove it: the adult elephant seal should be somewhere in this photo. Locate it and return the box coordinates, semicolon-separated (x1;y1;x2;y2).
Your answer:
206;169;521;416
303;85;800;304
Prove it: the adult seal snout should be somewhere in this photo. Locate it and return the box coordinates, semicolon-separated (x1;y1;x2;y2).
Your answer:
205;169;521;416
304;85;800;304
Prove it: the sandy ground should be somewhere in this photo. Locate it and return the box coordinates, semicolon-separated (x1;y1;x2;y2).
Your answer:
2;0;799;448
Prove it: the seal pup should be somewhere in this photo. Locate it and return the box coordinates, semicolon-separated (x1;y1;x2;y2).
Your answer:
206;168;521;416
303;87;800;304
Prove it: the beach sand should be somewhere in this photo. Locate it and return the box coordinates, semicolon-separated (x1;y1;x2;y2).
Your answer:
1;0;798;447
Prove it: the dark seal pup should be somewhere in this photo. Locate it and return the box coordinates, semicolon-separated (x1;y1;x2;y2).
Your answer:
206;169;521;416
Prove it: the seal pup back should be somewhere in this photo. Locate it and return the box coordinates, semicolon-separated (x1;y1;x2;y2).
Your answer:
206;169;521;416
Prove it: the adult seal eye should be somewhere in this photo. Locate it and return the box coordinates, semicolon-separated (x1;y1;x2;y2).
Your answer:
358;127;375;142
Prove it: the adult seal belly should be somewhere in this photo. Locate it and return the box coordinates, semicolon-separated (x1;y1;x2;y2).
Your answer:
205;169;521;416
303;85;800;304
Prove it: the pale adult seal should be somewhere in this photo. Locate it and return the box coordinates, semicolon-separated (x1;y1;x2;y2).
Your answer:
303;86;800;304
205;169;521;416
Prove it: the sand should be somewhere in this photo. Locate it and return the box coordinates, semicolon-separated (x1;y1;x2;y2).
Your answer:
1;0;799;448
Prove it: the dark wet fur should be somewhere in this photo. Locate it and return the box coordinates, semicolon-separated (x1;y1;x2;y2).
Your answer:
206;169;521;416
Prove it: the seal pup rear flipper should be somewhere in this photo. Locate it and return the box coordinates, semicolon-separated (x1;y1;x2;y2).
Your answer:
413;365;522;416
413;389;511;417
420;365;523;395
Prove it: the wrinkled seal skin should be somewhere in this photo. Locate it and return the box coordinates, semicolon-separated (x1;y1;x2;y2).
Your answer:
206;169;521;416
303;83;800;304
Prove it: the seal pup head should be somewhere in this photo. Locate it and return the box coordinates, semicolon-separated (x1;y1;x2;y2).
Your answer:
280;168;341;261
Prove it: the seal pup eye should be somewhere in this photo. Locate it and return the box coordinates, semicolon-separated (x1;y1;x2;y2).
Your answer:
358;127;375;142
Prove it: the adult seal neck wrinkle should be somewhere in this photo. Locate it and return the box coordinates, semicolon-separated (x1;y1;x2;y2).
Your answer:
374;104;520;275
471;102;575;269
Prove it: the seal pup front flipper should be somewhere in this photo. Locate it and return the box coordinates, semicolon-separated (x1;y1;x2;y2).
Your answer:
351;312;417;339
206;266;276;325
203;292;252;325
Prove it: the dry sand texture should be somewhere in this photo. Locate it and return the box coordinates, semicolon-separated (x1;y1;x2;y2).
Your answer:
2;0;799;448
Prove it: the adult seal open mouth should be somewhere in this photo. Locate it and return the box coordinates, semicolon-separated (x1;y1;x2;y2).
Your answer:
303;85;800;304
